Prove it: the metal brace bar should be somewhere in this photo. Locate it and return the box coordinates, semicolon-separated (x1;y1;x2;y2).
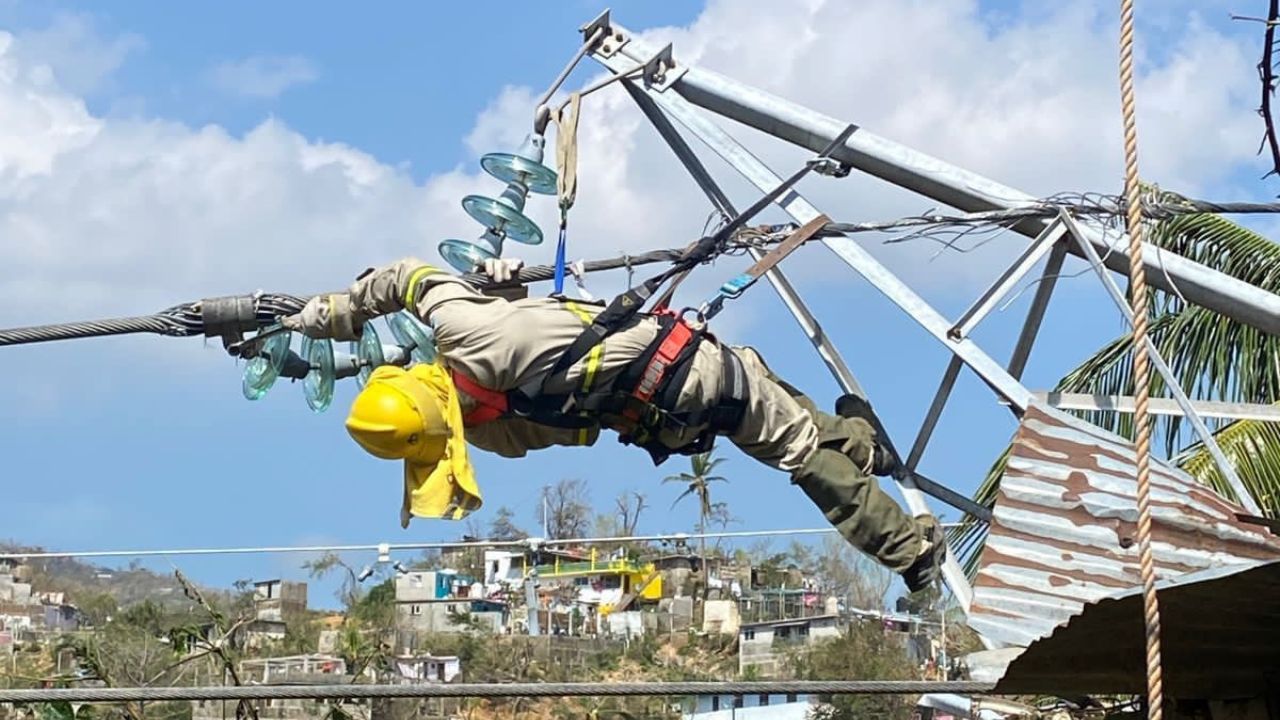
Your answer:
595;49;1035;414
1057;211;1262;514
1007;241;1068;381
948;220;1067;341
906;357;965;472
623;78;864;396
1026;392;1280;422
602;26;1280;338
597;52;987;617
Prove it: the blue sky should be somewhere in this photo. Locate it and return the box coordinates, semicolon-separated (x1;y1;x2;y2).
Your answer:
0;0;1273;608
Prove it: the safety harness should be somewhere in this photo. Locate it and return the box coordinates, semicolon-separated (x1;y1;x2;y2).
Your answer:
448;214;829;465
448;305;738;465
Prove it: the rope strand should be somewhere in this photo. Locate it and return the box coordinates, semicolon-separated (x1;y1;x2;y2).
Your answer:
1117;1;1165;718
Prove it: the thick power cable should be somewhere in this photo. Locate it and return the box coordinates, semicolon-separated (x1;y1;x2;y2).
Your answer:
0;681;996;703
1117;2;1165;719
3;193;1275;349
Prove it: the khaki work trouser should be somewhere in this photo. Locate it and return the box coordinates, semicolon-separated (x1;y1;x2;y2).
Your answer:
732;348;921;571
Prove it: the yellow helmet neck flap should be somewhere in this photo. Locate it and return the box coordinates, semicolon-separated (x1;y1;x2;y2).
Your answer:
344;363;480;527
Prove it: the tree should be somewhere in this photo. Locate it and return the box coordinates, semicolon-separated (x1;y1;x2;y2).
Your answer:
540;478;593;540
489;506;527;541
614;492;648;537
792;621;918;720
953;204;1280;571
75;592;117;628
302;552;373;610
664;451;729;585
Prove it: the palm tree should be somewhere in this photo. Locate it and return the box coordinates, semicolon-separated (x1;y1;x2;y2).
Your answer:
664;451;729;582
951;202;1280;573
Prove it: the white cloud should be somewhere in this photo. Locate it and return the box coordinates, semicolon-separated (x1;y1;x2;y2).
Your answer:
208;55;318;99
0;0;1267;335
7;12;144;96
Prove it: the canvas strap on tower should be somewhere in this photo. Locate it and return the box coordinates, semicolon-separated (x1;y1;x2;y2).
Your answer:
552;93;581;296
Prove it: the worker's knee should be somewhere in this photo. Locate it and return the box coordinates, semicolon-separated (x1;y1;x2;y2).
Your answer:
813;412;878;475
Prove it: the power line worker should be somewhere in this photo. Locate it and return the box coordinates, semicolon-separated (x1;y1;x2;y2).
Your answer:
283;256;945;592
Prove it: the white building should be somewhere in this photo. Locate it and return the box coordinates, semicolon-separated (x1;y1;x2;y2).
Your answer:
685;694;818;719
393;654;461;683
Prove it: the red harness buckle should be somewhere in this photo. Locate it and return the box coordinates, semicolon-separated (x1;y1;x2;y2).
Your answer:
451;369;508;426
623;319;695;422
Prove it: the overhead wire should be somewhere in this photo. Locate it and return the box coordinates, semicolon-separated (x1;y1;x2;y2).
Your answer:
0;525;962;561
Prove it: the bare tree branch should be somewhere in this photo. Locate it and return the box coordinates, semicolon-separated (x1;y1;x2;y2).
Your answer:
175;569;259;720
1239;1;1280;181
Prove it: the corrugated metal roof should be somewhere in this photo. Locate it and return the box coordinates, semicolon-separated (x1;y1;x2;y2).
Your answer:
971;559;1280;697
968;403;1280;649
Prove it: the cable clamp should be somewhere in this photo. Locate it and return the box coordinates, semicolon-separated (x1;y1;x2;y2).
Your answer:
200;294;260;349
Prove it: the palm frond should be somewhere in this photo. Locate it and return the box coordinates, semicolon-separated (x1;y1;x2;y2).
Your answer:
945;446;1006;579
1056;211;1280;452
670;486;697;510
1173;410;1280;517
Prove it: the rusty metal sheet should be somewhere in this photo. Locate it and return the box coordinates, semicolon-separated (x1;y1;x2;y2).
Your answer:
968;402;1280;650
979;559;1280;697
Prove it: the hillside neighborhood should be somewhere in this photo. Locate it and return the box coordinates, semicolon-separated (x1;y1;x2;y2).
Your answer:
0;504;972;720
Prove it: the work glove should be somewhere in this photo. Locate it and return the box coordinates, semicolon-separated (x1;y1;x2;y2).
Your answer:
280;293;366;341
482;258;524;284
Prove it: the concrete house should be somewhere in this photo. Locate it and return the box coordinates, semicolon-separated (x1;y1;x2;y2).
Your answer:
395;571;506;636
737;614;842;676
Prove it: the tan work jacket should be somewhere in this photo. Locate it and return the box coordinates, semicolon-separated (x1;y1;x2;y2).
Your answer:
317;258;817;472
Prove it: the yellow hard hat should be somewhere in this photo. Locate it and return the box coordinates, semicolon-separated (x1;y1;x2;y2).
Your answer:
345;364;481;527
346;365;448;463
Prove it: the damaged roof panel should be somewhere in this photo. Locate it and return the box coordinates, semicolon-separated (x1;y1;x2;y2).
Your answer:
973;559;1280;697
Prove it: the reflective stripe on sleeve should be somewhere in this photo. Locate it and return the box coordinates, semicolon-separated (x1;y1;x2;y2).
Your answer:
403;266;442;311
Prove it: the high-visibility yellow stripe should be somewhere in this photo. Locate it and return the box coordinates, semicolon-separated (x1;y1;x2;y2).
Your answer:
562;301;593;324
563;302;603;394
403;266;442;310
577;427;590;446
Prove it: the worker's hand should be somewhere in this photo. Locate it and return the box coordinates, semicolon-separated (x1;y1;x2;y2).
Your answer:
280;294;365;341
482;258;524;283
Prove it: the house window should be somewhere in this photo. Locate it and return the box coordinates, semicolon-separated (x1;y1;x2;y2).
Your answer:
759;694;770;706
733;696;744;709
743;629;755;640
410;605;422;616
711;697;720;711
786;693;798;703
777;627;791;639
797;624;810;637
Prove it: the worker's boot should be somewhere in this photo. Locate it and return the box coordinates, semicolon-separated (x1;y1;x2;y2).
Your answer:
833;394;901;477
903;515;947;593
791;445;921;574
